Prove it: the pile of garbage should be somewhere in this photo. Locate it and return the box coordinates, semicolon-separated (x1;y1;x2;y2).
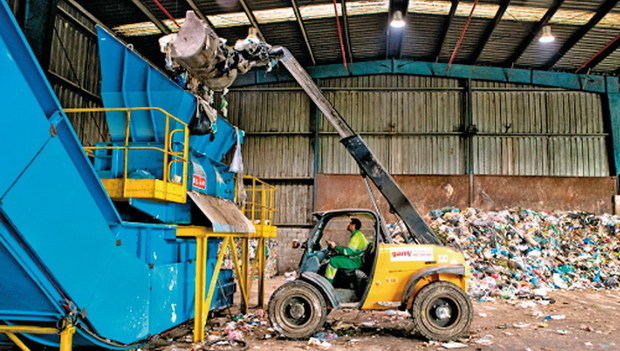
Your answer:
205;310;274;342
426;208;620;300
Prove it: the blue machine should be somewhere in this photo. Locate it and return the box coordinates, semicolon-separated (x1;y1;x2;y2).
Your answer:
0;2;242;348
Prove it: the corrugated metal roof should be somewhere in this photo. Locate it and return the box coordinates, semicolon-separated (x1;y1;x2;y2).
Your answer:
347;13;387;61
73;0;619;73
515;24;576;68
401;14;445;60
478;20;536;64
554;27;619;70
439;17;493;63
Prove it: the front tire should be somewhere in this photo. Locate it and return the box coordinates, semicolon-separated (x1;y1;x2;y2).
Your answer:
268;280;328;339
411;281;473;341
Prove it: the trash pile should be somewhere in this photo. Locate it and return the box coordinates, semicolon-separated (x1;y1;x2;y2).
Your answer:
425;207;620;300
205;310;274;342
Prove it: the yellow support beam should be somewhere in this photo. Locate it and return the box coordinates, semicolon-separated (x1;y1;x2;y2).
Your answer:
5;332;30;351
0;324;74;351
192;236;207;342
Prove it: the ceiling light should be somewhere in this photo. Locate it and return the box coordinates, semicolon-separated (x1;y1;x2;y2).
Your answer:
539;25;555;43
390;10;406;28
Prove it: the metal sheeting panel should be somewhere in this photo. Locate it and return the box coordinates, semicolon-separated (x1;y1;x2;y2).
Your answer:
272;183;313;225
319;91;462;133
554;27;620;70
348;14;387;61
474;136;550;175
473;91;605;134
320;135;390;174
53;84;107;146
478;20;536;64
52;1;100;95
401;14;445;60
548;137;609;176
319;74;460;88
226;91;310;132
473;91;549;133
243;135;313;178
546;92;605;134
390;136;465;175
439;17;491;63
473;136;609;176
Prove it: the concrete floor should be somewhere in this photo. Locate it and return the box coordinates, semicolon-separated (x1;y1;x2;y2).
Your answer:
149;276;620;351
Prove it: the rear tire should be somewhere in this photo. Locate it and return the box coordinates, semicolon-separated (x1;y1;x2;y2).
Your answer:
411;281;473;341
268;280;328;339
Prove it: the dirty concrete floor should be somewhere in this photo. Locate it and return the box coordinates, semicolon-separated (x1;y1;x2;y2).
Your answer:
157;276;620;351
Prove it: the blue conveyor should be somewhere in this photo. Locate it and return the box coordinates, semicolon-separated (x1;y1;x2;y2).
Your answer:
0;2;237;348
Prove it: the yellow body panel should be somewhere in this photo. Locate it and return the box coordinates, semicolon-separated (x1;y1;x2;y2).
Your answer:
361;244;468;310
101;178;187;203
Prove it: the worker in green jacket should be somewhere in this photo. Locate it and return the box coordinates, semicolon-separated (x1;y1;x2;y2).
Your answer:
324;218;369;283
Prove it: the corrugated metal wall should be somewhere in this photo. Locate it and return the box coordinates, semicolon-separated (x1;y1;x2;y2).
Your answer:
229;75;612;225
49;0;106;146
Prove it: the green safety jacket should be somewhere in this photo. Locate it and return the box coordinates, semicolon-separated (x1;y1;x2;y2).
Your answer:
333;230;369;268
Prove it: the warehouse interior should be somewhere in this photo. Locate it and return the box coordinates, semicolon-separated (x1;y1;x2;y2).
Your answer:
0;0;619;349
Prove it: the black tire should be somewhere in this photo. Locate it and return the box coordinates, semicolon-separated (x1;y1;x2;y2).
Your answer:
410;281;473;341
268;280;328;339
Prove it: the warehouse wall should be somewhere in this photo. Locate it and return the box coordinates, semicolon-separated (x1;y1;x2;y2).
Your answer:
227;75;615;229
49;0;107;146
11;0;107;146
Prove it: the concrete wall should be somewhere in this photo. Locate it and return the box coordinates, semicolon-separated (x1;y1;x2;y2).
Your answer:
274;228;309;274
315;174;617;218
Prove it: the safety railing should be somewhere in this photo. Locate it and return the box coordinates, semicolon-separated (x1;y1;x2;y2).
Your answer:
236;176;277;225
64;107;190;200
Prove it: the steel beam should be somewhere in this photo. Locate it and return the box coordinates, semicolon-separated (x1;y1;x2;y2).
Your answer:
576;35;620;73
235;59;619;94
506;0;564;65
128;0;170;34
238;0;264;40
607;93;620;175
435;0;458;61
543;0;619;69
469;0;510;64
386;0;409;59
290;0;316;65
340;0;354;63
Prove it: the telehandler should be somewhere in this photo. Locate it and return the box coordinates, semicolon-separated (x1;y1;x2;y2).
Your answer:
267;49;473;341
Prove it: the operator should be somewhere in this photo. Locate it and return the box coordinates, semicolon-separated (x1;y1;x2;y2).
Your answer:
324;218;369;283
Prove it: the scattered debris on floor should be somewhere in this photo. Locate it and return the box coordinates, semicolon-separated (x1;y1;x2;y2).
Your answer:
412;207;620;300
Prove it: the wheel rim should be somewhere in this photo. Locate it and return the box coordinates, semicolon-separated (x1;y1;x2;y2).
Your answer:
280;295;313;328
426;297;460;328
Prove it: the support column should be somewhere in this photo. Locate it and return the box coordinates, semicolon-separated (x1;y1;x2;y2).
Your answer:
606;92;620;176
58;325;75;351
241;237;249;313
257;237;266;308
192;237;207;342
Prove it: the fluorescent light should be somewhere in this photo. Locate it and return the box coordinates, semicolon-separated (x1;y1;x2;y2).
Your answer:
390;10;406;28
539;25;555;43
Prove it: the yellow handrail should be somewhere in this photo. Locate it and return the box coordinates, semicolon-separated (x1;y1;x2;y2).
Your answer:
236;175;277;225
64;107;190;193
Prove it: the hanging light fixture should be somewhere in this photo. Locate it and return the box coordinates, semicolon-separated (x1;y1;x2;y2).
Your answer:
390;10;406;28
539;25;555;43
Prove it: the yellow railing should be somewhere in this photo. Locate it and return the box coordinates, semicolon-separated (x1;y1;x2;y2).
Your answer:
64;107;190;202
236;175;277;225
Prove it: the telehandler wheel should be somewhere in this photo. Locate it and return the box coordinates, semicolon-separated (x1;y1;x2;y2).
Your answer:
268;280;328;339
410;281;473;341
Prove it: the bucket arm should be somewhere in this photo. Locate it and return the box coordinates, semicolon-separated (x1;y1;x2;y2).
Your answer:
277;48;441;245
